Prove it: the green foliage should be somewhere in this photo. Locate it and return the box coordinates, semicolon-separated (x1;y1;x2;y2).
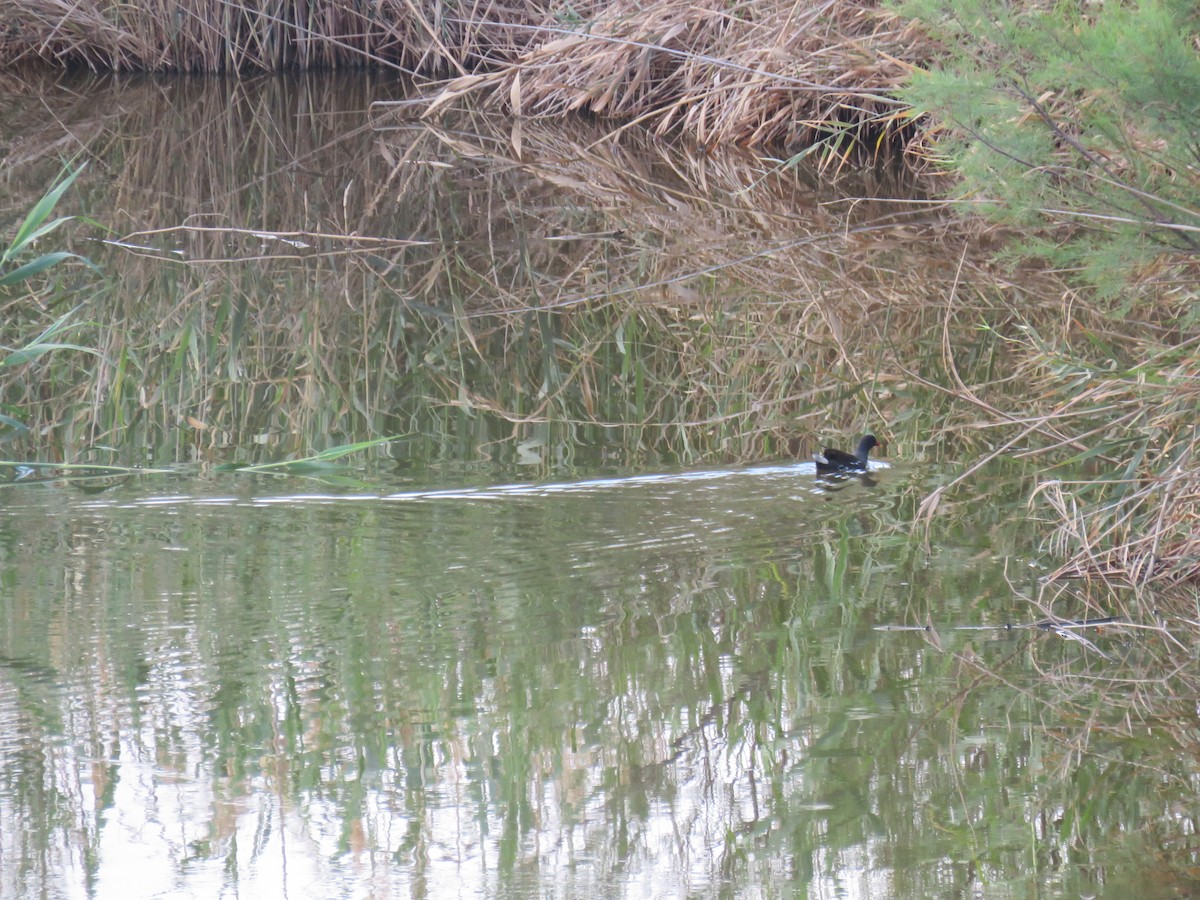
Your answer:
897;0;1200;308
1;164;103;443
217;436;409;475
0;163;98;289
0;304;100;370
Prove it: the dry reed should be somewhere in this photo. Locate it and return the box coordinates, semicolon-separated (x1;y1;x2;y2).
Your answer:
1030;341;1200;592
2;1;929;151
418;0;927;150
0;0;557;74
917;318;1200;593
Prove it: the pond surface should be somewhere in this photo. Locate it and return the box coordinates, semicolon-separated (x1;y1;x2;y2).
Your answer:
2;462;1182;899
0;73;1194;899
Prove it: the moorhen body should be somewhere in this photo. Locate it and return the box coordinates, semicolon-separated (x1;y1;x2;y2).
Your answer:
815;434;878;475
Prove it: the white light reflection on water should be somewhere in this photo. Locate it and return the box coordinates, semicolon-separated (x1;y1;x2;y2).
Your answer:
71;460;887;511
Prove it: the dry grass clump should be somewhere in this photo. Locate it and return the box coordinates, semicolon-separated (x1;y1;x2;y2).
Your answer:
420;0;927;150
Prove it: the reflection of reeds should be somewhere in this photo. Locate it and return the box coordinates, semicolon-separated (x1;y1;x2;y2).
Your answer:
2;74;1008;471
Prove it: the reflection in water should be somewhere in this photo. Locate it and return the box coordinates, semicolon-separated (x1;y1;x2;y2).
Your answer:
1;463;1182;900
1;69;965;470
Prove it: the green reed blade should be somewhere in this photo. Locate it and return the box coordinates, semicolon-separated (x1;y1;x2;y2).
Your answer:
232;435;407;473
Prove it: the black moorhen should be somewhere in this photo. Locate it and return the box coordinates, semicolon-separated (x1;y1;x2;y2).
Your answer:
815;434;878;475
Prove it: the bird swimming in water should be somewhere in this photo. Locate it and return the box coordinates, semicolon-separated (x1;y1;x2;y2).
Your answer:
815;434;878;475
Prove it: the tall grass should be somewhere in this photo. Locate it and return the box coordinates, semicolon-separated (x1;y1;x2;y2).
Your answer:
916;316;1199;592
1;163;102;442
910;304;1200;757
0;0;556;74
1030;339;1199;592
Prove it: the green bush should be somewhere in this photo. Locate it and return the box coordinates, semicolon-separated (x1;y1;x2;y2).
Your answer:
897;0;1200;309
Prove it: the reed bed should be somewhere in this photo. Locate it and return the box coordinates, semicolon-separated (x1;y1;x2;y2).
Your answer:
2;0;928;151
908;295;1200;757
917;318;1200;592
1033;354;1199;592
0;0;558;74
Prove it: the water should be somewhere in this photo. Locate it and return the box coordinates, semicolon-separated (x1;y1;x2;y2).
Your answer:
1;73;1195;899
1;463;1176;899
